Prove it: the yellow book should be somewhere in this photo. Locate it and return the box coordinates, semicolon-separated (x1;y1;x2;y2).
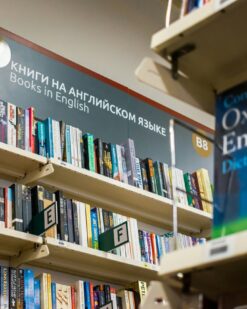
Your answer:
47;273;52;309
44;189;57;238
199;168;213;214
127;281;147;302
196;170;208;212
85;204;92;248
36;273;48;309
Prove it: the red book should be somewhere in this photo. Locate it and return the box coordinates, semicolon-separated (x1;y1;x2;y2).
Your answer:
4;187;8;228
71;286;76;309
150;233;158;265
28;107;35;153
90;282;95;309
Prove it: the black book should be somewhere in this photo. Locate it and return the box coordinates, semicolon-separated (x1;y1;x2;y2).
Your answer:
140;160;149;191
60;121;66;161
94;285;106;306
104;285;111;304
153;161;164;197
94;138;104;175
0;187;4;224
0;100;7;143
72;200;80;244
22;186;32;232
55;191;66;241
31;185;44;217
66;199;74;243
11;184;23;231
9;267;17;309
116;296;123;309
16;107;25;150
79;131;85;168
102;142;112;178
17;268;24;309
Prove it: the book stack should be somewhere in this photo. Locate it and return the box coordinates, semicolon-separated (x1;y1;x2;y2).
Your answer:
138;230;205;265
0;265;145;308
180;0;211;17
0;98;213;210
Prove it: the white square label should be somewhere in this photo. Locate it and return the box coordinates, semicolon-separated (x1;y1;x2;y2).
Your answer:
114;224;128;246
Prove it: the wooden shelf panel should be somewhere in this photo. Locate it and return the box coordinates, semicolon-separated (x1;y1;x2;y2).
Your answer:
151;0;247;94
0;142;47;179
158;230;247;297
0;228;42;257
40;159;212;235
34;238;159;285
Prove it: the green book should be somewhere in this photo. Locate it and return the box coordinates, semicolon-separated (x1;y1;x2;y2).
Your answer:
83;133;95;172
183;173;193;207
153;161;164;197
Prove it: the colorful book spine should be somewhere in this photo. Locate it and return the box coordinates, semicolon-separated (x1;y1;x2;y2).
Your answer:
144;158;157;194
7;102;17;147
183;173;194;207
17;269;24;309
84;282;91;309
65;125;72;164
29;107;35;153
0;187;4;226
0;100;7;143
83;133;95;172
16;107;25;150
34;279;41;309
44;118;54;158
102;142;112;178
110;144;120;180
36;121;46;157
10;268;17;309
24;109;30;151
51;282;56;309
85;204;93;248
91;207;99;249
24;269;34;309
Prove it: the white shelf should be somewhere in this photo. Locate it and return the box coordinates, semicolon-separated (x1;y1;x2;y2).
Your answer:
149;0;247;112
0;228;43;257
0;142;47;180
32;237;159;285
158;230;247;297
39;159;212;236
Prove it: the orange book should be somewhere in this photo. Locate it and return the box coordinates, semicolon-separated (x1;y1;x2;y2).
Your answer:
150;233;158;265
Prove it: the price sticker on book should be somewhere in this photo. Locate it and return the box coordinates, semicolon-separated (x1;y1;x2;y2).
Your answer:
205;237;234;262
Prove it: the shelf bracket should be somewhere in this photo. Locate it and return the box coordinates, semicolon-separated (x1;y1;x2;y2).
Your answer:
170;44;195;80
19;163;54;185
10;244;49;268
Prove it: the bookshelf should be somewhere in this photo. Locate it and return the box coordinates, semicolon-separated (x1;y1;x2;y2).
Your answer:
33;237;159;285
137;0;247;113
158;230;247;297
39;159;212;236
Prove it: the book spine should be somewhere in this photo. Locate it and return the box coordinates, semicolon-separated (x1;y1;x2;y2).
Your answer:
135;158;143;189
7;102;17;147
11;184;23;232
47;274;52;309
0;100;7;143
17;268;24;309
76;129;82;168
194;171;206;211
159;162;168;198
66;199;75;243
24;187;32;232
1;267;9;309
51;282;56;309
70;126;76;166
55;191;64;241
110;144;120;180
24;269;34;309
90;283;95;309
45;118;54;158
63;198;69;242
65;125;72;164
24;109;30;151
190;173;202;210
103;143;112;178
91;208;99;249
84;282;91;309
83;133;95;172
59;121;66;161
153;161;164;196
10;268;18;309
120;146;128;184
28;107;35;153
116;145;123;182
72;200;80;244
138;230;145;262
0;187;5;226
123;139;137;186
94;138;104;175
85;204;92;248
34;279;41;309
37;122;46;157
6;187;13;229
145;159;157;194
140;160;149;191
183;173;193;206
76;280;84;309
16;107;25;150
79;131;85;168
71;286;76;309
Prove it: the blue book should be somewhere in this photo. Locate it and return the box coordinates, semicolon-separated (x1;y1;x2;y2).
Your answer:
156;235;163;262
65;125;72;164
36;121;46;157
1;266;9;309
110;144;119;180
24;269;34;309
91;208;99;249
143;231;150;263
51;282;56;309
34;279;41;309
44;118;54;158
84;281;91;309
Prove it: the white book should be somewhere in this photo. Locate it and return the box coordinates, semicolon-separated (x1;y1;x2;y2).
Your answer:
80;202;88;248
117;214;126;258
7;102;16;147
76;280;85;309
176;168;188;206
110;288;118;309
73;127;79;167
52;120;62;160
24;109;29;151
122;216;131;259
128;291;135;309
56;121;62;160
67;286;72;309
162;163;172;199
77;128;82;168
121;146;128;184
135;157;143;189
130;218;141;262
99;208;104;234
116;144;124;182
70;126;75;166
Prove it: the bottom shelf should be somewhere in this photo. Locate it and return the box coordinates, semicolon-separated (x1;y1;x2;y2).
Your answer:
158;230;247;298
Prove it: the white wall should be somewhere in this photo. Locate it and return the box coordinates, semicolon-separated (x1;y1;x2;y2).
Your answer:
0;0;214;128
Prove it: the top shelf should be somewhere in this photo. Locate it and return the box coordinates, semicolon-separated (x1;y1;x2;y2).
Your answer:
151;0;247;108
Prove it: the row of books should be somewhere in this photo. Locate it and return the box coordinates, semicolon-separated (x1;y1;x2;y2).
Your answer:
138;231;206;265
0;266;146;308
0;182;205;265
0;99;213;210
180;0;210;17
